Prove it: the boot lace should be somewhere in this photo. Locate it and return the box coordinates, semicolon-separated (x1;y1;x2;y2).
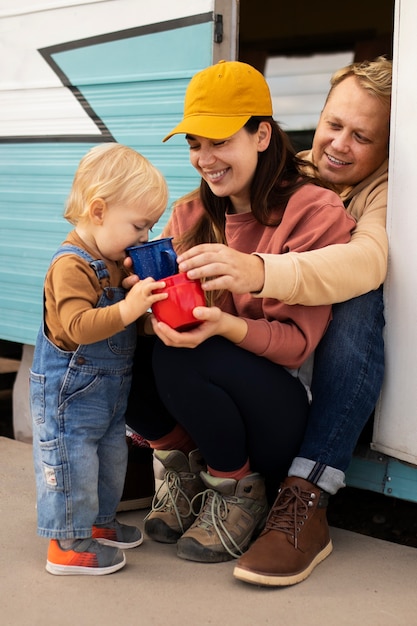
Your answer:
265;484;316;549
146;469;193;533
191;489;244;559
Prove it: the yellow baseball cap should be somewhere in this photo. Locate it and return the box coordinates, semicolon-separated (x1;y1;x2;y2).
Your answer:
162;60;273;142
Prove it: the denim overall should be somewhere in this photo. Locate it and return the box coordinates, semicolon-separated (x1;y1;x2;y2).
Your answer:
30;245;136;539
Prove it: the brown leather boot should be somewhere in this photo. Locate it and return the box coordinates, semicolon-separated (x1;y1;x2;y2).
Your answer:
233;476;332;586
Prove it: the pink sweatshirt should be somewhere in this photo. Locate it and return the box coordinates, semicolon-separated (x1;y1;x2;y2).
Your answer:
164;183;355;371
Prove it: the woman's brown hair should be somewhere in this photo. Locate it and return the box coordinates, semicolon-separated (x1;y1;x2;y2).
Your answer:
174;116;319;253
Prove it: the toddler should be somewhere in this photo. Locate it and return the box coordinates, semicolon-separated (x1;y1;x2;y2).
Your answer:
30;143;168;575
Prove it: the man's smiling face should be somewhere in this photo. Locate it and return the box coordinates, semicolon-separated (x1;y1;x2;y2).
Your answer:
312;75;390;192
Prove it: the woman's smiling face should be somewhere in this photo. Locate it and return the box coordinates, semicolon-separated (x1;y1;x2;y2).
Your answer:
186;123;271;214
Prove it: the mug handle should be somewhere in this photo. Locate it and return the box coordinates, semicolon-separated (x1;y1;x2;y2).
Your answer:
162;247;178;273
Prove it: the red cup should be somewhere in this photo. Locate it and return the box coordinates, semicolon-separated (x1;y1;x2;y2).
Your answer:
151;273;206;331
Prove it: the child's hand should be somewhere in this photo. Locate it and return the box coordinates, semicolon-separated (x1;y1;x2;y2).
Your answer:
119;278;167;326
122;256;139;290
123;256;133;272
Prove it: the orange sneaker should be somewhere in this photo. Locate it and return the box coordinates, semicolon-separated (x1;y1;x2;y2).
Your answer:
46;538;126;576
92;519;143;548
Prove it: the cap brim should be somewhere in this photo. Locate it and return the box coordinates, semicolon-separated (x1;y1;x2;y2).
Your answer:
162;114;252;142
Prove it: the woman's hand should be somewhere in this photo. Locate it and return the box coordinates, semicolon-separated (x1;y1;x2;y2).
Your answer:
151;305;248;348
177;244;265;294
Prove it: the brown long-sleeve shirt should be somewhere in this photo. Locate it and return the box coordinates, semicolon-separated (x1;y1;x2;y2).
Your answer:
44;231;127;351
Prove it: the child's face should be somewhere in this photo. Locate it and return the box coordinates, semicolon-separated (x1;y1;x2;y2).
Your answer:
94;199;163;262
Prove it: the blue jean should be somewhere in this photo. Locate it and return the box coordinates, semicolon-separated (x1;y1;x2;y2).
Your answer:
289;287;385;494
30;245;136;539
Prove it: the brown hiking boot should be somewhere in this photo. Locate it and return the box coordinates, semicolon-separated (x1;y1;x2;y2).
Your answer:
177;471;268;563
233;476;332;586
144;449;206;543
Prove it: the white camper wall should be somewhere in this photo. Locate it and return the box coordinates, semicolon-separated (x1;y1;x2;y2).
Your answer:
0;0;220;139
5;0;239;441
372;0;417;464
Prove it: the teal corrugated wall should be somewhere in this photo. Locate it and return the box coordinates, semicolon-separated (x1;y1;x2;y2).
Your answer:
0;19;213;345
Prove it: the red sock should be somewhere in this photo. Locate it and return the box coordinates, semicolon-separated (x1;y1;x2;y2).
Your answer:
207;459;251;481
147;424;196;456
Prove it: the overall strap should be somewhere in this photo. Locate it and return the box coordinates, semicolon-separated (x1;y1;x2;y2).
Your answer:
51;244;110;282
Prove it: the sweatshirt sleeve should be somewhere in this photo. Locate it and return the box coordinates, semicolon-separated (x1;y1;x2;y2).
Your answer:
256;177;388;306
237;303;331;369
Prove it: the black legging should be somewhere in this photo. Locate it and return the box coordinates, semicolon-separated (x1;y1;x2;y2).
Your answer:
126;336;309;499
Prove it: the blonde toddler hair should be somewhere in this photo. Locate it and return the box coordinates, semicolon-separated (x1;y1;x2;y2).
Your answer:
64;143;168;225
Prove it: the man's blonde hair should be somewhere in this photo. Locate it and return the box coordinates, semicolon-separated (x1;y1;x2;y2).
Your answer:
64;143;168;225
327;56;392;113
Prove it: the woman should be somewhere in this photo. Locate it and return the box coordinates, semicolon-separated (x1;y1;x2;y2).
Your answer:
127;60;355;564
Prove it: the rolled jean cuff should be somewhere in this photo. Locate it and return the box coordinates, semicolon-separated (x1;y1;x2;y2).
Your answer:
288;457;346;495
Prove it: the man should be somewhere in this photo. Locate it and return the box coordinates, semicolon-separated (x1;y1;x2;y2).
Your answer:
176;56;392;585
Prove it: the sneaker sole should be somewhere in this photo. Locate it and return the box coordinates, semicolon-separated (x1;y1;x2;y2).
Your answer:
233;540;333;586
94;535;143;549
45;553;126;576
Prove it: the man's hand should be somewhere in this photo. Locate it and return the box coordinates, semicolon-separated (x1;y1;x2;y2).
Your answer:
177;244;265;294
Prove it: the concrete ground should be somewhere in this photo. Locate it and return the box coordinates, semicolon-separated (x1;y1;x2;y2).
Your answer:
1;436;417;626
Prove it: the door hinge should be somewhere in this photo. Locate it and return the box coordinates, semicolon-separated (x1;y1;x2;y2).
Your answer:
214;13;223;43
